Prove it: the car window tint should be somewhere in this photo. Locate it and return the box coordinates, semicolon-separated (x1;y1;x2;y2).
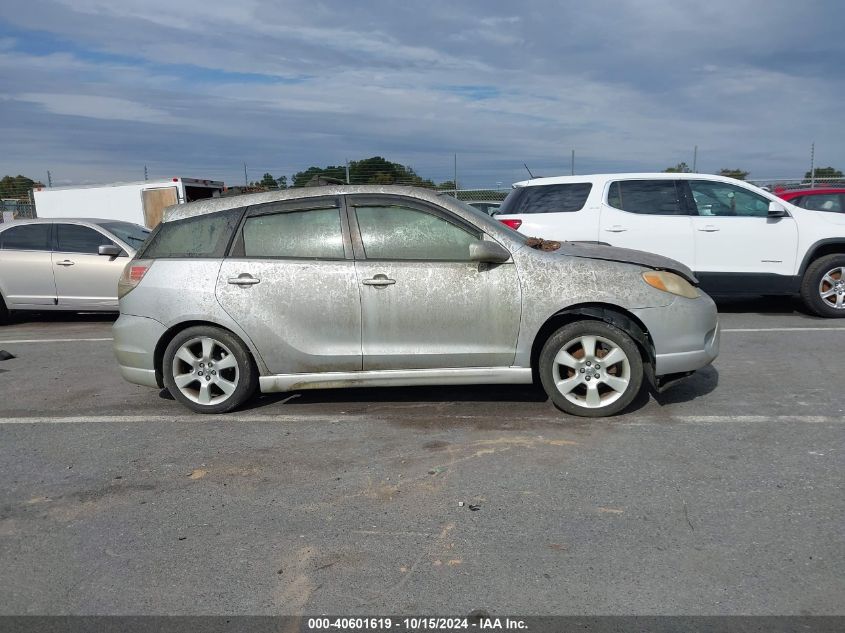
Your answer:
0;224;51;251
499;183;592;214
242;208;344;259
799;193;843;212
56;224;114;254
355;205;479;260
607;180;684;215
688;180;769;217
141;209;242;258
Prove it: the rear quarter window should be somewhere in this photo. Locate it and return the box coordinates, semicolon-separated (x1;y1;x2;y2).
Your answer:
498;183;593;215
139;209;242;258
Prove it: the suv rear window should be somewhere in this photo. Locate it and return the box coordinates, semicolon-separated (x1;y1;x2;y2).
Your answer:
498;183;592;215
140;209;242;258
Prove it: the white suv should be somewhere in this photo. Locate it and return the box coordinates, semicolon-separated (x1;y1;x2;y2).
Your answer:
495;173;845;317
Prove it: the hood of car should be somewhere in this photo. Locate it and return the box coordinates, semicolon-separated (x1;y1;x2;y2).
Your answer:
554;241;699;285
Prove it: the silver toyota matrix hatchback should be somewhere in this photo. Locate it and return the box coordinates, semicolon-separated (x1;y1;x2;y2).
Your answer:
114;185;719;417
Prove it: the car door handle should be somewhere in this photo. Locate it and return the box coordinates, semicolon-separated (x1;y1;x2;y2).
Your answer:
362;275;396;287
56;260;75;266
605;225;627;233
698;225;720;232
227;274;260;286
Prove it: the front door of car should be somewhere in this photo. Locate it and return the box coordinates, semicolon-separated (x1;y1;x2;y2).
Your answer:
215;198;362;375
598;179;695;268
347;196;522;370
682;180;799;290
0;223;56;307
52;223;127;309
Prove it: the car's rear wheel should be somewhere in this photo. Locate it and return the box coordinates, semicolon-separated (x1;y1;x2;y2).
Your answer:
163;326;258;414
539;320;644;417
800;254;845;317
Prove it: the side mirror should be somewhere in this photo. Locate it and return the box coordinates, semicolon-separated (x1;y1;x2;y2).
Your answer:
768;201;789;218
98;244;122;257
469;240;511;263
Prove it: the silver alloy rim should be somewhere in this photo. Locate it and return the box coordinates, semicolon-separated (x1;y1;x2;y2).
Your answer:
171;336;240;405
552;334;631;409
818;266;845;310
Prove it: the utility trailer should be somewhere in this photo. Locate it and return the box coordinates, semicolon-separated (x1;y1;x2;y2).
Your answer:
33;177;225;228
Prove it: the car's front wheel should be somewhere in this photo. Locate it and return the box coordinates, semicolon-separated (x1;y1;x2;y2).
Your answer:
163;326;258;414
539;320;644;417
800;254;845;317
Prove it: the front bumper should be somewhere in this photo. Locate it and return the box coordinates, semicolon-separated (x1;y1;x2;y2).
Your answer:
112;313;167;389
632;294;720;376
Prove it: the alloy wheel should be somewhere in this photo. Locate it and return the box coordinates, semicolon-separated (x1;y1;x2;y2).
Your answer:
171;336;240;405
818;266;845;310
552;334;631;409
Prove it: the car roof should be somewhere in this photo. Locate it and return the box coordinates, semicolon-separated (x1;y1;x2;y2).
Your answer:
512;172;763;188
779;188;845;198
0;217;142;226
166;185;481;222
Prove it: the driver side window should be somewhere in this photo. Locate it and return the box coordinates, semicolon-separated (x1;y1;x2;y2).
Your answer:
354;205;480;261
688;181;770;217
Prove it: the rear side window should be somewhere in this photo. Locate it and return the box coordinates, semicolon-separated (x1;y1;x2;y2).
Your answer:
56;224;115;254
607;180;684;215
0;224;51;251
242;208;345;259
499;183;592;214
798;193;843;213
141;209;242;258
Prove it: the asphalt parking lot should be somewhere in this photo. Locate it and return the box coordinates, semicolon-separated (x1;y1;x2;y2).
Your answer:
0;298;843;616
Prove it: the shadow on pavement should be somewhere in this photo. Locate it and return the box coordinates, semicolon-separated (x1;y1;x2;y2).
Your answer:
4;311;118;325
712;295;811;316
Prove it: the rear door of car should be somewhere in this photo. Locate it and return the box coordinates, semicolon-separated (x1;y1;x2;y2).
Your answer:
0;223;56;307
215;196;362;375
495;182;597;241
52;223;127;309
347;194;521;370
598;178;695;267
682;179;799;291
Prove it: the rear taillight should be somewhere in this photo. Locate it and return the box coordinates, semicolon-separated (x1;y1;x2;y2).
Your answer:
499;218;522;230
118;259;153;298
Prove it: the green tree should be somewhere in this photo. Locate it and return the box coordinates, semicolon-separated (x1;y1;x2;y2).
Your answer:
664;162;691;173
292;157;436;188
259;172;279;189
719;168;749;180
805;166;843;180
0;175;37;199
276;175;288;189
437;180;458;190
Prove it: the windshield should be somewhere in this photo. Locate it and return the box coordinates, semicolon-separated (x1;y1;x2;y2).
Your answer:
97;221;151;248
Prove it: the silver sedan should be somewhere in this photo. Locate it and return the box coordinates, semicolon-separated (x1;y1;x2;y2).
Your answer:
0;218;149;323
113;186;719;417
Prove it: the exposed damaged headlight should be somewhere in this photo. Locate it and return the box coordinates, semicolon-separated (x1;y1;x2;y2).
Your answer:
641;271;700;299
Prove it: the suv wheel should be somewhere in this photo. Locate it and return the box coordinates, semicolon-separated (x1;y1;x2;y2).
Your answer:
163;326;258;414
800;254;845;317
539;320;643;417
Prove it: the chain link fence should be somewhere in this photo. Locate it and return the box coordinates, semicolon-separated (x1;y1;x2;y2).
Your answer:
747;177;845;193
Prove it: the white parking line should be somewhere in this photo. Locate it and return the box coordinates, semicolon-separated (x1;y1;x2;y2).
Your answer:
722;327;845;333
0;337;113;344
0;414;841;425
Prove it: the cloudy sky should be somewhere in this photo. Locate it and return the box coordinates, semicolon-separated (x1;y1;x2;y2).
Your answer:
1;0;843;188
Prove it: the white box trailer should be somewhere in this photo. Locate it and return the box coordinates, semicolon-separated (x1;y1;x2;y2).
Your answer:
32;177;225;228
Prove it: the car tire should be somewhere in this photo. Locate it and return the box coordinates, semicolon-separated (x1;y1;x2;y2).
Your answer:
800;254;845;318
539;320;644;417
162;325;258;414
0;294;8;326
